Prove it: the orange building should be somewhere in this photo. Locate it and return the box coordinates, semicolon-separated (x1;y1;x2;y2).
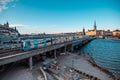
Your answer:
86;21;97;36
112;30;120;37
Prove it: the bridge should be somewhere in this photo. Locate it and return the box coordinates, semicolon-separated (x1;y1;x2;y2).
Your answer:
0;37;94;70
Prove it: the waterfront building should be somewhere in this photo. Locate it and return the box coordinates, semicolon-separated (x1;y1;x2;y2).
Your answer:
85;21;97;37
85;21;107;38
112;29;120;37
83;27;85;35
104;30;112;36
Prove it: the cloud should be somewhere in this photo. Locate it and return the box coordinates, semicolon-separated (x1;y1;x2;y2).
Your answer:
0;4;8;12
0;0;17;12
9;24;28;28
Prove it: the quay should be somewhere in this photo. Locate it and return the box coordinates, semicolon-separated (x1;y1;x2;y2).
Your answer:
1;52;117;80
57;52;115;80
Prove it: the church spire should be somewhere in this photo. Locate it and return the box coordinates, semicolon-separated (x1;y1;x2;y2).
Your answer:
83;27;85;35
94;20;96;31
6;21;9;27
94;20;96;26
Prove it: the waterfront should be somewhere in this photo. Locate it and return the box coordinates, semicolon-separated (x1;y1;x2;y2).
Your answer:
0;52;113;80
80;39;120;75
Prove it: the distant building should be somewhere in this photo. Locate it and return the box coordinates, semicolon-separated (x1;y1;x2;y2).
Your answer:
0;22;20;45
104;29;112;36
97;30;104;36
86;21;97;36
3;22;9;28
112;29;120;37
83;27;85;35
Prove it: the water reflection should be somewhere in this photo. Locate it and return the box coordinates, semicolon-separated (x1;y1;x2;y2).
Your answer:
80;39;120;74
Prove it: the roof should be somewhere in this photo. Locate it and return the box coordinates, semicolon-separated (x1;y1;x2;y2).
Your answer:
113;29;120;32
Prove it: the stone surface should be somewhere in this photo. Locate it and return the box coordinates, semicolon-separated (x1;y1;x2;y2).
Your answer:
57;53;112;80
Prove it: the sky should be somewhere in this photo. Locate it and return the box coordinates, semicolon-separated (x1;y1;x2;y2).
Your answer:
0;0;120;34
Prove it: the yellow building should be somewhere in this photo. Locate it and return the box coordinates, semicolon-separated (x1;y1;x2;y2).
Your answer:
86;21;97;36
112;30;120;37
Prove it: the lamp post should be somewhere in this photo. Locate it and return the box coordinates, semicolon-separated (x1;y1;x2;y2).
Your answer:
72;60;74;80
72;60;74;70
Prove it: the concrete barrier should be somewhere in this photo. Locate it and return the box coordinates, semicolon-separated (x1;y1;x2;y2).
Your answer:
73;67;100;80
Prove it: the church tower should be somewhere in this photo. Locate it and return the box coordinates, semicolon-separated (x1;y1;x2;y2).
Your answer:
83;27;85;35
94;20;97;31
4;21;9;27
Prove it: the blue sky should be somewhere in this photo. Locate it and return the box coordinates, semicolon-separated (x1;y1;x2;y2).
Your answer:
0;0;120;34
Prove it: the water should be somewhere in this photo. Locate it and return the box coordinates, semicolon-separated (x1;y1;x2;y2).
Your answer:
80;39;120;75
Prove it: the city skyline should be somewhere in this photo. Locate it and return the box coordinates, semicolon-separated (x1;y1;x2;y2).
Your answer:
0;0;120;34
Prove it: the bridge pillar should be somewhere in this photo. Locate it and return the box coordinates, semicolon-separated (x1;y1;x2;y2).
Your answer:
29;57;33;70
42;53;46;60
65;45;67;54
71;45;74;52
54;49;57;59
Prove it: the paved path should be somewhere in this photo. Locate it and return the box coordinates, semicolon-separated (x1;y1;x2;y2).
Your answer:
1;65;36;80
57;53;112;80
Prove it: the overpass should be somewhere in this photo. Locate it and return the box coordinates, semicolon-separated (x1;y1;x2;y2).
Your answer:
0;37;94;70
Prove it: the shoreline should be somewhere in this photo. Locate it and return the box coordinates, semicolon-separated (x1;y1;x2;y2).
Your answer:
79;52;119;80
1;51;119;80
96;37;120;40
57;51;114;80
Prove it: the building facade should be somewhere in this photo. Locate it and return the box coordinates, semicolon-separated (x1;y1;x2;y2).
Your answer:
112;30;120;37
86;21;97;36
0;22;20;45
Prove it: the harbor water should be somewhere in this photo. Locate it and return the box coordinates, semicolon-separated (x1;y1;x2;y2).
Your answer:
80;39;120;75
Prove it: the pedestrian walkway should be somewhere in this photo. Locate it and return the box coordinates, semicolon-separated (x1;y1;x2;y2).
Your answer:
57;53;112;80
